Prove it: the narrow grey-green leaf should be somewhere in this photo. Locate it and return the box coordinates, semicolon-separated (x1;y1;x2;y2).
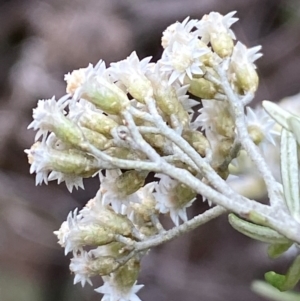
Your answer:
288;116;300;146
252;280;300;301
267;242;293;259
280;128;300;222
265;255;300;291
228;214;291;244
262;100;292;130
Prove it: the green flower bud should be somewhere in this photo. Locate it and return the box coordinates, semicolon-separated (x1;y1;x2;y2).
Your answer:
84;198;134;236
127;75;153;103
186;77;218;99
74;224;115;247
114;258;140;289
152;80;180;115
52;117;84;146
215;110;235;138
174;183;196;208
182;129;210;157
104;147;144;161
90;255;120;276
84;78;130;115
79;110;119;138
52;151;98;177
116;170;148;195
81;127;113;150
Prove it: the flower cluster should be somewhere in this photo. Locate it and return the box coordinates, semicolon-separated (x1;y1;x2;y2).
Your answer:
26;11;296;301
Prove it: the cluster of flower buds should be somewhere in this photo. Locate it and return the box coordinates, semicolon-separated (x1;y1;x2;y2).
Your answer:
26;11;281;301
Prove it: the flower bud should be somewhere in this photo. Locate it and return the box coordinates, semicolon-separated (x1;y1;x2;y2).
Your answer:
116;170;148;195
79;110;119;138
69;224;115;249
126;75;153;103
81;127;113;150
83;77;130;115
175;103;190;128
114;258;140;289
185;77;218;99
150;77;179;115
83;197;134;236
215;110;235;138
104;147;144;161
27;142;100;177
182;129;210;156
229;42;262;93
70;253;119;279
174;183;197;208
193;41;213;66
234;65;259;93
247;125;264;145
211;32;234;58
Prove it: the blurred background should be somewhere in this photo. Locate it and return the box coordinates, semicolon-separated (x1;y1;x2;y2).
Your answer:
1;0;300;300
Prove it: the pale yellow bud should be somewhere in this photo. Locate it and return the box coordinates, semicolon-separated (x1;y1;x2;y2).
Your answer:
175;103;190;128
211;32;234;58
186;77;218;99
81;127;113;150
104;147;145;161
84;78;130;115
84;198;134;236
182;129;210;156
215;110;235;138
75;224;115;247
234;65;259;93
84;255;119;276
116;170;148;195
47;147;99;177
248;125;264;145
126;75;153;103
197;40;214;66
153;82;179;115
114;258;140;289
79;110;119;138
174;183;196;208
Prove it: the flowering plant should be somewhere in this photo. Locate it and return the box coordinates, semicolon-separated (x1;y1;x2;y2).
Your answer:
26;11;300;301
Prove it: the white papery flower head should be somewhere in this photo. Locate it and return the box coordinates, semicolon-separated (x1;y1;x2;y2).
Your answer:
54;208;83;255
176;84;198;113
100;170;140;213
96;278;143;301
245;106;278;151
193;99;233;137
48;170;84;192
25;141;52;185
109;51;153;101
229;41;262;92
27;95;69;141
231;41;262;70
161;17;199;49
70;251;93;287
197;11;238;43
25;139;91;192
160;38;208;84
65;60;107;101
125;182;157;224
154;174;195;226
